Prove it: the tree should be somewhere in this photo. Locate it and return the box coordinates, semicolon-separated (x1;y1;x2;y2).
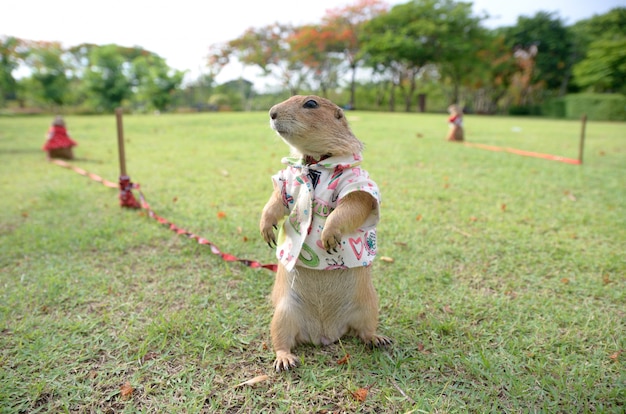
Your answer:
83;45;133;111
571;8;626;93
361;0;484;112
435;2;487;105
502;12;574;95
463;33;518;113
26;41;70;108
131;53;185;111
361;1;432;111
572;38;626;94
225;23;304;95
206;43;232;80
289;24;344;98
320;0;389;107
0;36;23;105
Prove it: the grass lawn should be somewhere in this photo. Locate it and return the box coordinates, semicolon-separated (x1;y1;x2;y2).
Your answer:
0;110;624;413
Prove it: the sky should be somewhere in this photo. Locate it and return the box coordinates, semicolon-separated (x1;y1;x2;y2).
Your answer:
2;0;624;89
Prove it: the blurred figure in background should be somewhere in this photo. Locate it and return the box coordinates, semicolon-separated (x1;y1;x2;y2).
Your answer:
43;116;77;160
446;104;464;142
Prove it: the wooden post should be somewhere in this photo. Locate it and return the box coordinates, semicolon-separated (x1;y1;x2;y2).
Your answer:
578;114;587;164
115;107;141;208
115;107;127;176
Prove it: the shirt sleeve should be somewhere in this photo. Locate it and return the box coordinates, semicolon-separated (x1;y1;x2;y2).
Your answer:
271;169;292;216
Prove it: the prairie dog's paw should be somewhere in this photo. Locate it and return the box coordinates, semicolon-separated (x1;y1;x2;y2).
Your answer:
320;226;342;252
367;334;393;349
274;351;299;372
260;217;277;247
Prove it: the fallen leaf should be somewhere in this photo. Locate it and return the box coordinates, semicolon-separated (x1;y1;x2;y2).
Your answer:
172;197;178;203
242;236;249;242
237;226;243;234
416;214;423;221
443;305;454;314
504;290;518;299
609;350;623;361
469;216;477;222
416;133;423;138
380;256;394;263
217;211;227;219
337;354;351;365
142;351;158;362
394;241;408;247
120;381;134;399
234;374;270;388
602;274;612;285
21;212;29;218
501;203;507;212
417;343;430;354
351;387;369;402
561;278;570;284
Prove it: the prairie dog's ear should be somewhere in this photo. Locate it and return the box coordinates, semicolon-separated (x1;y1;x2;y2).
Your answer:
335;107;344;120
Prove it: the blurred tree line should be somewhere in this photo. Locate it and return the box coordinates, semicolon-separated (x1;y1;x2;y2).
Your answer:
1;0;624;116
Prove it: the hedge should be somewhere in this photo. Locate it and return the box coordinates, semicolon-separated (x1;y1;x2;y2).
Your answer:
561;93;626;121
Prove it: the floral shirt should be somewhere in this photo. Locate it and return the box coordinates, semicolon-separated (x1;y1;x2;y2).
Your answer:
42;125;77;151
448;114;463;127
271;153;380;271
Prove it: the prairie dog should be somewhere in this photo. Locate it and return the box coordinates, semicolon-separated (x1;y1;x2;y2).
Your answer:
446;104;464;142
260;95;391;372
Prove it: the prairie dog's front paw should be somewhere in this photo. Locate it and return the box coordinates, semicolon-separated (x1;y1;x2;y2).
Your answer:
274;351;299;372
321;226;342;252
260;217;277;247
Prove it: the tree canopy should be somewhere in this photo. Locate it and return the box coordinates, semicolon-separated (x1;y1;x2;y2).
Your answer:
0;2;623;114
571;8;626;94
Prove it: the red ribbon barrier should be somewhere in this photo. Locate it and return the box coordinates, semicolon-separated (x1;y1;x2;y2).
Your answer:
51;159;118;188
51;160;277;272
136;190;277;272
463;142;581;165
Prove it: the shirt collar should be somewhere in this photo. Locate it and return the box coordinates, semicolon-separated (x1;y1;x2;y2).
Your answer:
282;153;363;170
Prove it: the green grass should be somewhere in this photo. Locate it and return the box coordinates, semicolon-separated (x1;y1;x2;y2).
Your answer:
1;111;624;413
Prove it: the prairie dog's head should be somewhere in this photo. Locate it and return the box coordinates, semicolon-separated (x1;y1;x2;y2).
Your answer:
269;95;363;158
52;115;65;126
448;104;462;115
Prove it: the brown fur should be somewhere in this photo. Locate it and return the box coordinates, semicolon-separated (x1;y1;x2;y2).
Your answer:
260;95;391;372
48;147;74;160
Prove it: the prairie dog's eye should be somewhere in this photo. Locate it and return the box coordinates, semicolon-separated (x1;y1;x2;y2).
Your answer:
303;99;319;109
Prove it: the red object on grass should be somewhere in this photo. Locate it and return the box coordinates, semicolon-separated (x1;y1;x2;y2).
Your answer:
119;175;141;208
42;124;77;151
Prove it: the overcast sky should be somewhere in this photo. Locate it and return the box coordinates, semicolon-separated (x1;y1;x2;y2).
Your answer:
2;0;623;88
